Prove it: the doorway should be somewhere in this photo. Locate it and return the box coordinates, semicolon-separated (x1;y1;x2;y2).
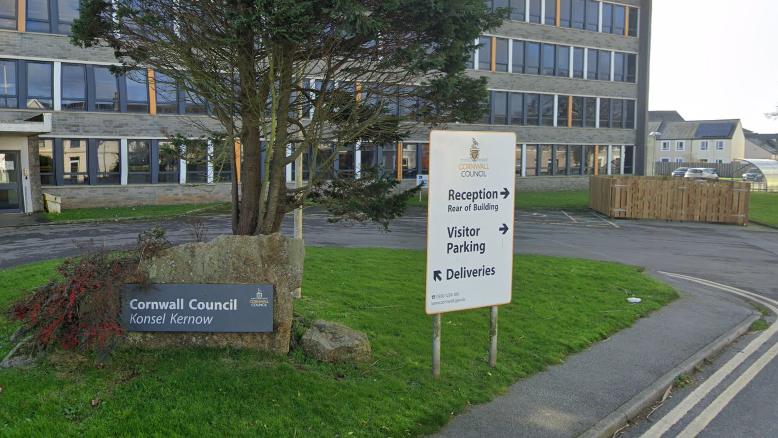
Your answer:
0;151;23;213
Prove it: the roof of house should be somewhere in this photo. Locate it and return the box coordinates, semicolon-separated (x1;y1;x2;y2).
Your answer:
647;119;741;141
649;111;686;122
745;132;778;154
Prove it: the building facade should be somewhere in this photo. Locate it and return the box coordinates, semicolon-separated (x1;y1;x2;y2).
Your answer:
0;0;652;214
648;118;745;165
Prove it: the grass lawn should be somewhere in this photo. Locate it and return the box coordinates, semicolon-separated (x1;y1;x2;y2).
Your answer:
43;203;229;222
749;193;778;227
0;247;676;437
409;190;590;211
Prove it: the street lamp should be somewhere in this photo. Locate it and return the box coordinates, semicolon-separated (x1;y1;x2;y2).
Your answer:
648;131;662;176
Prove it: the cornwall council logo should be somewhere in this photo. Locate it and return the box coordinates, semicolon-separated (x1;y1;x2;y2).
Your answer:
249;289;270;308
470;138;480;161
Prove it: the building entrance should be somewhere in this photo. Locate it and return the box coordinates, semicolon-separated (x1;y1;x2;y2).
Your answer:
0;151;22;213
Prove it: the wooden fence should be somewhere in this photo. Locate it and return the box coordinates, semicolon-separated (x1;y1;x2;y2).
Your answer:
589;176;750;225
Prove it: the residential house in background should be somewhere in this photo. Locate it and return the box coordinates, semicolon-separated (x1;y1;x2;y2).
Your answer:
648;112;745;164
744;130;778;160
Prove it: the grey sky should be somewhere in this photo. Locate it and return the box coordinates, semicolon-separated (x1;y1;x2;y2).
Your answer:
649;0;778;133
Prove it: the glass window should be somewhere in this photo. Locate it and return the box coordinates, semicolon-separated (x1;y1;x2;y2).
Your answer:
676;141;685;151
512;40;525;73
587;49;598;79
525;42;540;75
541;44;555;76
598;145;608;174
97;140;120;184
401;143;417;178
478;36;492;70
528;0;541;23
61;63;86;110
540;94;554;127
58;0;79;34
421;143;429;175
126;70;149;113
526;145;537;176
154;72;178;114
515;144;522;175
611;99;623;128
492;91;507;125
626;54;637;83
525;94;540;126
26;62;52;109
540;145;552;174
584;97;597;127
716;141;725;150
183;88;208;114
598;50;611;81
557;46;570;77
476;92;490;124
613;52;625;82
628;7;639;37
26;0;50;32
560;0;571;27
94;66;119;111
398;86;418;117
571;0;585;29
571;96;583;127
510;92;523;125
661;141;670;151
510;0;525;21
700;141;709;151
602;3;613;34
599;98;610;128
625;100;635;129
0;60;17;108
584;145;596;174
555;145;569;175
157;141;180;183
38;139;55;185
623;146;634;174
63;139;88;185
570;145;583;174
380;143;397;178
185;141;209;183
0;0;16;29
557;96;569;127
573;47;584;78
544;0;556;25
613;5;626;35
495;38;509;72
128;140;151;184
586;0;599;31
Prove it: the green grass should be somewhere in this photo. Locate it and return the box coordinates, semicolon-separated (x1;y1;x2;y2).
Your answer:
0;248;677;437
43;203;229;222
409;190;590;211
749;193;778;227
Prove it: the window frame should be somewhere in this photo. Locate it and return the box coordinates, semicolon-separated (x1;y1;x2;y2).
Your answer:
93;65;120;112
0;0;16;30
0;59;18;109
61;63;86;111
26;61;53;109
676;141;685;152
699;141;709;151
127;140;152;184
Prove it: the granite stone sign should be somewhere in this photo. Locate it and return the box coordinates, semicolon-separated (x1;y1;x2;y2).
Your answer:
122;284;274;333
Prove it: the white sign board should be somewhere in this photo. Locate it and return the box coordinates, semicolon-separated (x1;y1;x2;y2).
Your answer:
417;174;429;187
426;131;516;314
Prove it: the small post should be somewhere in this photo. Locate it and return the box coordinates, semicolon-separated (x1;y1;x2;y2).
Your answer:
432;313;441;377
292;147;303;299
489;306;498;367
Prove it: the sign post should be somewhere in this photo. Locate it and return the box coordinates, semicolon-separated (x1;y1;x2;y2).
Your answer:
425;131;516;376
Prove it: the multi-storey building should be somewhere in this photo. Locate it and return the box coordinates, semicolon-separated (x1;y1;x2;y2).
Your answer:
0;0;651;214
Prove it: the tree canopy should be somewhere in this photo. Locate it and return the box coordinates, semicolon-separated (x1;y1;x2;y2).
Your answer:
72;0;505;235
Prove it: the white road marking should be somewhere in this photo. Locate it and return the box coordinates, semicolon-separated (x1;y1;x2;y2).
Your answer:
639;272;778;438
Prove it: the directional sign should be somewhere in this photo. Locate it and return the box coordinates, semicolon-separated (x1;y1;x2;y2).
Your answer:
425;131;516;314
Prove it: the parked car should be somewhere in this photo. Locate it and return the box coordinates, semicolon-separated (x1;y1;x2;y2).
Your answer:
742;169;764;182
671;167;690;177
684;168;719;181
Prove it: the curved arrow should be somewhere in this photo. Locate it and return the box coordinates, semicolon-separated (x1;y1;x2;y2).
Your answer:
501;188;510;199
433;270;442;282
499;223;509;234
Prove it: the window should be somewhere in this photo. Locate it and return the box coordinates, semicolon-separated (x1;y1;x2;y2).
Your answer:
540;145;552;174
528;0;541;23
544;0;556;25
613;5;626;35
63;139;88;184
601;3;613;34
626;54;637;83
26;0;50;32
598;50;611;81
599;98;610;128
571;96;583;127
38;139;55;185
512;41;525;73
185;141;209;183
541;44;555;76
525;94;540;126
61;64;86;110
26;62;53;109
675;157;684;163
716;141;725;150
587;49;598;79
510;0;526;21
584;97;596;127
128;140;151;183
495;38;509;72
585;0;599;31
157;141;180;183
154;72;178;114
611;99;623;128
540;94;554;127
661;141;670;151
557;96;569;127
0;0;16;29
183;86;208;115
625;100;635;129
572;47;584;78
557;46;570;77
560;0;571;27
525;42;540;75
94;66;119;111
510;92;523;125
613;53;625;82
715;159;723;164
57;0;79;34
96;140;120;184
492;91;507;124
676;141;685;151
0;60;17;108
126;70;149;113
571;0;585;29
478;36;492;70
700;141;709;151
660;158;669;163
628;8;639;37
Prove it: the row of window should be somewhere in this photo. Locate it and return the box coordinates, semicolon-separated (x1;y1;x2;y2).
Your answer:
519;144;635;176
487;0;638;37
470;37;637;83
480;91;636;129
0;59;208;114
660;140;726;152
660;158;725;164
0;0;78;34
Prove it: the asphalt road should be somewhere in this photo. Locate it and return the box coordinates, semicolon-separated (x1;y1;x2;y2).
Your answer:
3;207;778;436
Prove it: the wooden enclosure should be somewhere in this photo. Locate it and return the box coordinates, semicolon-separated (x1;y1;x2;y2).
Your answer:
589;176;750;225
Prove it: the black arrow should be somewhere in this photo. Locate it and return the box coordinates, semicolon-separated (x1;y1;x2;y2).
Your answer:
433;270;442;282
501;188;510;199
499;223;509;234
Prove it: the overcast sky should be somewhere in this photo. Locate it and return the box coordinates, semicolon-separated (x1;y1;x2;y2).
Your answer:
649;0;778;133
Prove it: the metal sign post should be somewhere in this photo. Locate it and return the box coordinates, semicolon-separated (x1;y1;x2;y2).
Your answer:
425;131;516;376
